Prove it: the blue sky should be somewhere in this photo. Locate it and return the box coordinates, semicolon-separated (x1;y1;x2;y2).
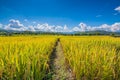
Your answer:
0;0;120;32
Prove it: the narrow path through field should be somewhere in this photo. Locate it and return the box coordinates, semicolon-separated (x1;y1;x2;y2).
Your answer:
49;39;75;80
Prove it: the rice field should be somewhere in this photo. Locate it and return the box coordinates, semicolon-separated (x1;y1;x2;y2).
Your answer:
0;36;120;80
0;36;57;80
61;36;120;80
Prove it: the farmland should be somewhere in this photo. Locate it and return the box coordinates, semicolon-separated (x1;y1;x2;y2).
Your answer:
0;36;120;80
0;36;57;80
61;36;120;80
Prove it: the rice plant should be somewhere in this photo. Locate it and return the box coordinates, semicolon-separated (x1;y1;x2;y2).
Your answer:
61;36;120;80
0;36;57;80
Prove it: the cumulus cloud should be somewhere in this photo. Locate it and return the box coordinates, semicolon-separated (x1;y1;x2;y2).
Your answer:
33;23;71;32
1;19;120;32
63;25;71;32
72;27;81;32
111;23;120;32
90;24;111;31
79;23;88;31
4;19;27;31
28;26;35;31
72;22;120;32
54;26;63;32
34;23;55;32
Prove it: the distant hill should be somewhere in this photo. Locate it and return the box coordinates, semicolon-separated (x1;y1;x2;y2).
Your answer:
0;29;120;36
74;30;120;36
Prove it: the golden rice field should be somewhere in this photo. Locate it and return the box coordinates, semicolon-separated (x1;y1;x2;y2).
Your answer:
0;36;120;80
0;36;57;80
61;36;120;80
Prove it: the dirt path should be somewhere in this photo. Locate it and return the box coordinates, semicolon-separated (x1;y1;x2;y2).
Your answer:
49;40;75;80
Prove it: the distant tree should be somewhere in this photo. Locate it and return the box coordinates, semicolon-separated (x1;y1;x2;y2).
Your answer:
110;33;115;36
95;32;100;35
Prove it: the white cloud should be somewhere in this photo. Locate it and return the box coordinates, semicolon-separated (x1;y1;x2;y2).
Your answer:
34;23;55;32
33;24;71;32
72;22;120;32
72;27;81;32
1;19;120;32
28;26;35;31
97;24;111;31
55;26;63;32
63;25;71;32
115;6;120;12
4;19;27;31
9;19;24;28
111;23;120;32
79;22;88;32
